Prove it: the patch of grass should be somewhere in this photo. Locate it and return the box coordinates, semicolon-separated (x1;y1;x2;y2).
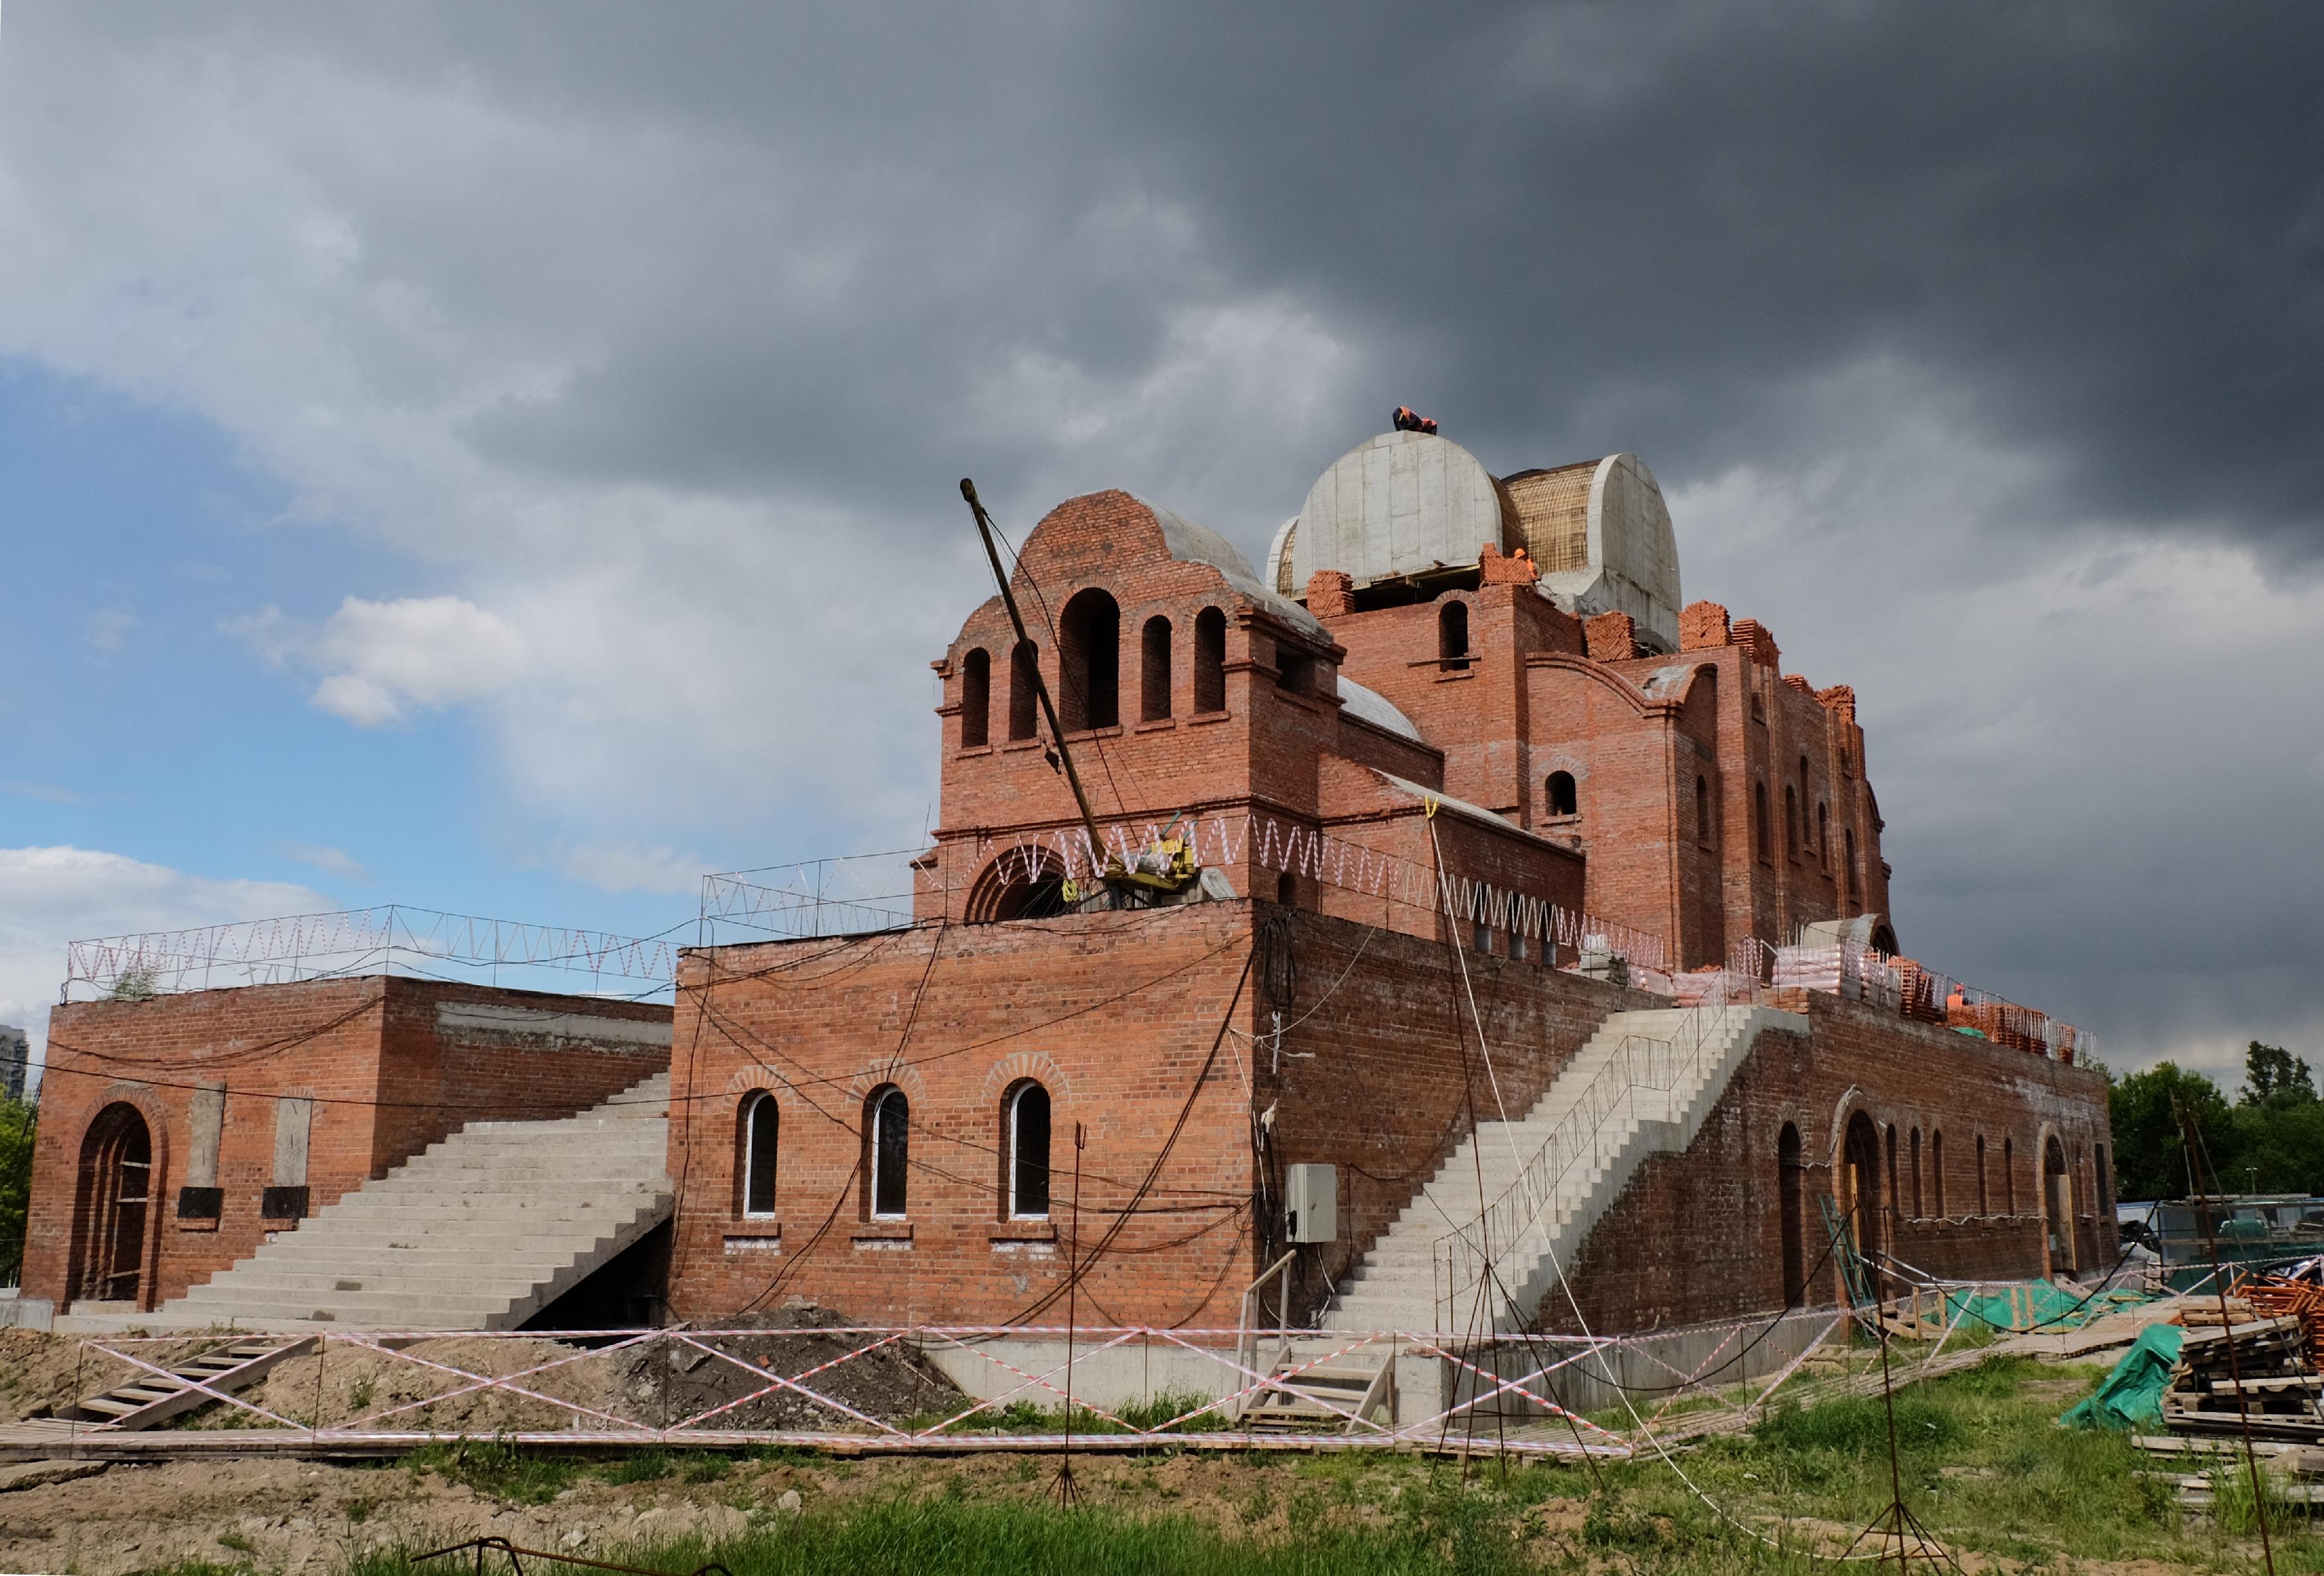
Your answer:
604;1447;673;1484
2211;1461;2321;1539
681;1453;734;1483
912;1387;1233;1437
405;1438;577;1505
1754;1390;1961;1457
350;1492;1568;1576
347;1374;376;1411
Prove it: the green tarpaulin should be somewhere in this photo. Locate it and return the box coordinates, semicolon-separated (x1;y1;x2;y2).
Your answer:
1941;1283;2149;1334
2060;1324;2185;1431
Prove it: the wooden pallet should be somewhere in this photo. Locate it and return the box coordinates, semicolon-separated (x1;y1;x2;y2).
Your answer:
68;1336;317;1430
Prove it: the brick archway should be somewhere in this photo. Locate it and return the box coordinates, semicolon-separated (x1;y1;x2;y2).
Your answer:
965;846;1072;923
68;1100;159;1308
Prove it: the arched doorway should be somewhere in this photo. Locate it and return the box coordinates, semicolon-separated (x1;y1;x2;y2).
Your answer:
1842;1111;1884;1298
1778;1123;1805;1305
71;1103;154;1306
2042;1134;2076;1275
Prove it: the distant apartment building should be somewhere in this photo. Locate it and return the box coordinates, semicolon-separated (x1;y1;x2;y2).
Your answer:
0;1024;27;1103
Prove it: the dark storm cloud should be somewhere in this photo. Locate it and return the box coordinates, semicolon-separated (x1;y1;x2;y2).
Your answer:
158;1;2322;552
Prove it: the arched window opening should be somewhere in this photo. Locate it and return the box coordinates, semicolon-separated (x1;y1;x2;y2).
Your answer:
2003;1137;2016;1216
71;1103;153;1305
740;1092;778;1218
1784;785;1799;858
1695;775;1712;845
1845;828;1858;905
2042;1135;2074;1273
1884;1124;1900;1230
1546;771;1578;818
868;1087;910;1220
959;648;990;749
1910;1127;1923;1219
1754;782;1770;863
1844;1111;1884;1269
1058;588;1120;732
1140;616;1173;722
1975;1134;1989;1215
971;848;1072;923
1193;607;1227;712
1438;600;1471;670
1008;641;1039;741
1275;870;1297;906
1932;1130;1946;1217
1007;1082;1052;1220
1779;1123;1805;1306
1509;929;1528;961
1817;803;1829;867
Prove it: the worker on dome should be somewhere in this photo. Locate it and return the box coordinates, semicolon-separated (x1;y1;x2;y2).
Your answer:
1391;406;1438;435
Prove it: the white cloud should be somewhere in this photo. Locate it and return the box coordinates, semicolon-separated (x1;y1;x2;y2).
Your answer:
83;605;136;653
281;842;372;884
556;842;707;898
230;595;529;728
0;846;327;1078
305;595;528;727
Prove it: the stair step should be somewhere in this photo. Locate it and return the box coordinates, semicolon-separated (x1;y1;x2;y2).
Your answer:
1327;1006;1793;1332
157;1081;671;1330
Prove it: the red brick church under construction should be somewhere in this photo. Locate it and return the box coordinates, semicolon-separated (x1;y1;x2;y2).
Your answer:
29;427;2114;1346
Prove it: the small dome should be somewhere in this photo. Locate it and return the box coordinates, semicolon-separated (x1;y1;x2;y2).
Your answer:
1337;678;1423;744
1500;453;1681;653
1288;432;1518;593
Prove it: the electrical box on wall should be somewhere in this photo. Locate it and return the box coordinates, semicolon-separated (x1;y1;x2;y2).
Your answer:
1285;1163;1338;1243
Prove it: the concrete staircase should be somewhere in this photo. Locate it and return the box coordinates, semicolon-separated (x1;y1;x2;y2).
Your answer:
152;1070;673;1331
1327;1005;1801;1334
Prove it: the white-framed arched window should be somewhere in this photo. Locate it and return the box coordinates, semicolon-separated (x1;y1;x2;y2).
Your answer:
869;1085;910;1220
1007;1081;1052;1219
739;1091;778;1218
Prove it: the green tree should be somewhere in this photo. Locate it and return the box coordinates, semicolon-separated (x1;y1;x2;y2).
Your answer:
2110;1062;2235;1201
0;1095;34;1285
2240;1040;2315;1109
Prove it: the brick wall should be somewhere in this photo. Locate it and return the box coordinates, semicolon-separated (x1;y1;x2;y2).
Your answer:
665;904;1266;1329
25;977;670;1311
1545;994;2117;1334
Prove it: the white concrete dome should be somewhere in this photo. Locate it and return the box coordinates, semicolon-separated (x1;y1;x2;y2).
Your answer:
1286;432;1517;594
1499;453;1681;653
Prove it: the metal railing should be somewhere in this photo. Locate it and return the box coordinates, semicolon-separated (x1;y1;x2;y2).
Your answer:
1433;975;1740;1330
59;1325;1643;1458
63;906;679;1001
697;813;1671;970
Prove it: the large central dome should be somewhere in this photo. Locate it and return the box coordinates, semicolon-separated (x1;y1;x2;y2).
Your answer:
1286;431;1519;594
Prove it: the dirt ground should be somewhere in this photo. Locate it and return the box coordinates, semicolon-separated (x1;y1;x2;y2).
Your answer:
0;1443;2250;1576
0;1444;1398;1575
8;1315;961;1436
